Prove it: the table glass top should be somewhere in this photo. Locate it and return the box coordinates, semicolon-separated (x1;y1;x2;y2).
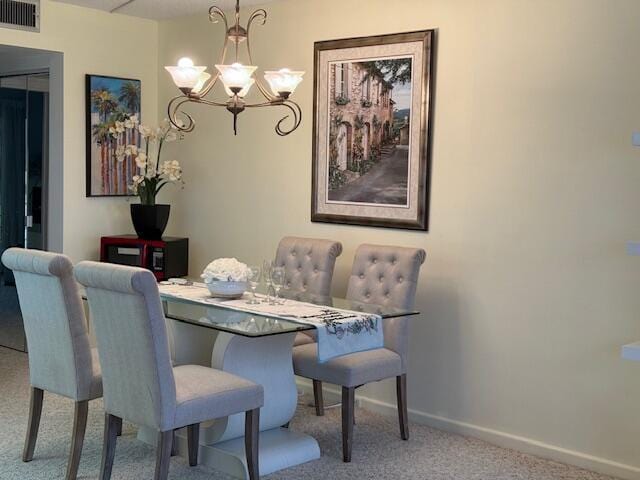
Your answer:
160;288;418;337
82;286;418;338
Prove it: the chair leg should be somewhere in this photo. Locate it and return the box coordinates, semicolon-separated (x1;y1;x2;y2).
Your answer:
313;379;324;416
342;386;355;463
22;387;43;462
170;430;178;457
65;400;89;480
187;424;200;467
397;374;409;440
155;430;173;480
99;414;120;480
245;409;260;480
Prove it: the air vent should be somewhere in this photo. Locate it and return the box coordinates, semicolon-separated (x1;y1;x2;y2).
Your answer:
0;0;39;32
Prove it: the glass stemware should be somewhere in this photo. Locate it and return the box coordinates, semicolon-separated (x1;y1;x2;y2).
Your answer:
262;260;274;303
246;265;261;305
271;267;285;305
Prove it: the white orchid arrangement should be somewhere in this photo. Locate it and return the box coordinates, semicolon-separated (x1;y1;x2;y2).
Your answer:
110;116;184;205
201;258;252;283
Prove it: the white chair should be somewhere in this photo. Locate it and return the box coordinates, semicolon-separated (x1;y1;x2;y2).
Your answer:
1;248;103;480
293;244;426;462
274;236;342;347
75;261;264;480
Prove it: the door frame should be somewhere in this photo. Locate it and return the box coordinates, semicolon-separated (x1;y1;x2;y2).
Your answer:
0;70;50;251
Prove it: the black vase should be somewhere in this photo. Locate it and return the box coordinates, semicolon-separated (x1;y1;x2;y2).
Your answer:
130;204;170;240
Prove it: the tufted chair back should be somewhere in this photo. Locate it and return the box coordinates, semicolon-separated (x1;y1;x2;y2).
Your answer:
1;248;97;401
275;236;343;296
74;261;177;431
346;244;426;371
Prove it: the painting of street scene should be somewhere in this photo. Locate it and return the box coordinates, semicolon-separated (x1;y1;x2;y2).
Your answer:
86;75;141;196
326;57;412;206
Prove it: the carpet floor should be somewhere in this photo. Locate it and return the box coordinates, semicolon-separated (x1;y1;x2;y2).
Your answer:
0;346;616;480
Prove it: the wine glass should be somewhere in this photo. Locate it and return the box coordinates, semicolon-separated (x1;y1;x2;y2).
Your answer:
271;267;285;305
262;260;274;303
246;265;261;305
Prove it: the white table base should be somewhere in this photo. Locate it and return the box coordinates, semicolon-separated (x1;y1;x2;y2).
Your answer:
138;325;320;478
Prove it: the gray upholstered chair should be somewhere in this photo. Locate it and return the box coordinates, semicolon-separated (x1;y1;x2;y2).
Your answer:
1;248;103;480
74;261;264;480
274;236;342;347
292;244;426;462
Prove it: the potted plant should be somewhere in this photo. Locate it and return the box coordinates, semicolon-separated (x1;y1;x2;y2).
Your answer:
113;118;183;239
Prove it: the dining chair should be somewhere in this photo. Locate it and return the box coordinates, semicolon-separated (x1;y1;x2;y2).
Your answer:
1;248;103;480
292;244;426;462
74;261;264;480
274;236;343;347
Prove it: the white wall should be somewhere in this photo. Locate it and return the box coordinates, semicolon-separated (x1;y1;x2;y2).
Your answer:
0;0;159;261
157;0;640;477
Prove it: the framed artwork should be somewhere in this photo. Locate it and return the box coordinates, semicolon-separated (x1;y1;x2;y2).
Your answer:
311;30;436;230
86;74;141;197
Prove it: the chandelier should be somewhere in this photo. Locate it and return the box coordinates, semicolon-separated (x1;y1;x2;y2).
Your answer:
164;0;304;136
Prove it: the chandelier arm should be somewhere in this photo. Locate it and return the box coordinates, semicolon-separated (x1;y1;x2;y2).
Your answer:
195;73;221;99
208;5;228;30
245;8;278;103
192;97;232;108
167;96;197;133
246;9;267;38
255;78;278;102
243;99;282;108
197;6;233;98
275;100;303;136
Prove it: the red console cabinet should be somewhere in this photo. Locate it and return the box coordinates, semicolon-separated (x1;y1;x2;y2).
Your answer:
100;235;188;281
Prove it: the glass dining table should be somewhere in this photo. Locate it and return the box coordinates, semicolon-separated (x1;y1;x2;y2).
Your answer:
161;287;418;337
84;286;418;478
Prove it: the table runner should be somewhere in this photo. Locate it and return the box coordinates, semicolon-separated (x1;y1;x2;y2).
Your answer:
158;283;383;362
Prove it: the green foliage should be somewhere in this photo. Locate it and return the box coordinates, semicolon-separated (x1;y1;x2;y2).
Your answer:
357;158;375;175
370;146;380;163
372;114;381;132
119;81;141;112
328;114;343;164
335;95;350;105
361;99;372;108
328;157;347;190
91;88;118;123
359;58;412;86
136;177;169;206
349;115;365;171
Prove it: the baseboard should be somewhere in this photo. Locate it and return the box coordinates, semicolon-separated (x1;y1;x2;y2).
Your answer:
296;380;640;480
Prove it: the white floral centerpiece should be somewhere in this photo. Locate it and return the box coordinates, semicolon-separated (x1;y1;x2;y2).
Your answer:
201;258;252;298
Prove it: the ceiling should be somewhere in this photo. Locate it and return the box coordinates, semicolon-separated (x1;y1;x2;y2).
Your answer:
50;0;276;20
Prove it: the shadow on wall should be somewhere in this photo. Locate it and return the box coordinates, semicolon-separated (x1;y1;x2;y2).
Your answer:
361;280;463;412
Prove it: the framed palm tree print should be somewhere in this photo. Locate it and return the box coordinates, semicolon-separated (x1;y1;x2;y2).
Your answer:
311;30;435;230
85;74;141;197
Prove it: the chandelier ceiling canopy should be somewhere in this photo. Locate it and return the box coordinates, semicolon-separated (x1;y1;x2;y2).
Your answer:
164;0;304;136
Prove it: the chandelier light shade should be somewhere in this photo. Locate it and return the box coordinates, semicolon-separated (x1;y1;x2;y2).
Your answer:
223;78;254;98
215;63;257;91
264;69;305;98
164;57;208;92
164;0;304;136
